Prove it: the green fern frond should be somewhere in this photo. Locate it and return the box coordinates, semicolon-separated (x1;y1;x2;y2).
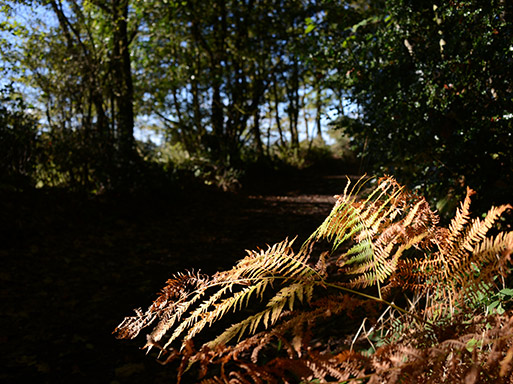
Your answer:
330;178;433;295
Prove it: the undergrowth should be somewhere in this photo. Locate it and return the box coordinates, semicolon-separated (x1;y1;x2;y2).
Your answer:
114;176;513;383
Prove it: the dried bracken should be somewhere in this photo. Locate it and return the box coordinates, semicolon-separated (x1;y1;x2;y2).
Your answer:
114;176;513;383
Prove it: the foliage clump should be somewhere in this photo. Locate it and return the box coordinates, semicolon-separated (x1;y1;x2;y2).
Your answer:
0;86;38;189
330;0;513;213
115;176;513;383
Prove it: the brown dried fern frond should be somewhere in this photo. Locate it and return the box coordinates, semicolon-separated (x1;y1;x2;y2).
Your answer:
114;270;210;341
396;186;513;319
114;175;513;383
115;238;325;361
366;310;513;383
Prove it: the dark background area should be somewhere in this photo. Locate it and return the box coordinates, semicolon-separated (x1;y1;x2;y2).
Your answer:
1;164;356;383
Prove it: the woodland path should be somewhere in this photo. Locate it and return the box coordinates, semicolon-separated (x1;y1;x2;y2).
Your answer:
1;164;360;384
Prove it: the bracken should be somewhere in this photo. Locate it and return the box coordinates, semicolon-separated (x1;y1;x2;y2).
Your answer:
114;176;513;383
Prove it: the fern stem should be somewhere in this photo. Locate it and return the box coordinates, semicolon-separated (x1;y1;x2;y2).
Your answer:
321;282;433;328
219;274;432;328
230;273;433;329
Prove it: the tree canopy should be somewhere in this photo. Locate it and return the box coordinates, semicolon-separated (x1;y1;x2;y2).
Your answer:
1;0;511;210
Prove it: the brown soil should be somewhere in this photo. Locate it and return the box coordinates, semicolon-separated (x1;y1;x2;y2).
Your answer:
1;166;360;384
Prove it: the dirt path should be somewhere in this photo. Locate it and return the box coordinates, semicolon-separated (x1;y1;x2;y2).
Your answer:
1;170;359;384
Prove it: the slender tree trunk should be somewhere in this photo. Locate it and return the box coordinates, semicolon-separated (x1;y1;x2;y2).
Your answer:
170;88;194;154
191;70;205;144
315;85;324;143
91;90;108;136
111;0;135;160
272;76;285;147
252;107;263;157
287;58;300;149
209;0;227;162
303;103;310;145
211;86;223;145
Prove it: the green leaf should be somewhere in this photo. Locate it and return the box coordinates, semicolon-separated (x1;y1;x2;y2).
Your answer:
466;338;481;352
488;300;500;310
305;24;315;34
500;288;513;297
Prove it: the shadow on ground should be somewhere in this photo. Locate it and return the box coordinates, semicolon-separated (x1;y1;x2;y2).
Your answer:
1;166;359;383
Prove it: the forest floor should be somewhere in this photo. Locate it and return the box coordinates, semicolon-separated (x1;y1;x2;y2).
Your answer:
1;160;360;384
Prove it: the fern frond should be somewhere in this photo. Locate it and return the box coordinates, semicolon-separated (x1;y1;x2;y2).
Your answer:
347;238;416;290
225;238;315;283
118;237;323;357
114;270;209;341
307;176;382;249
461;204;512;253
446;187;474;252
207;281;316;349
164;284;234;350
115;175;513;383
329;177;434;294
394;187;513;318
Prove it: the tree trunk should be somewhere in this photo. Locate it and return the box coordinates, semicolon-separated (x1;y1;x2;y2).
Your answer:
315;82;324;143
111;0;135;160
288;58;300;148
209;0;227;161
252;107;263;157
272;76;285;147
